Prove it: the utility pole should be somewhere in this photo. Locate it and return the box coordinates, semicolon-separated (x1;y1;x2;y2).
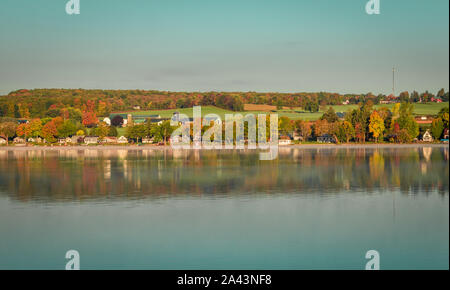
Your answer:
392;67;395;97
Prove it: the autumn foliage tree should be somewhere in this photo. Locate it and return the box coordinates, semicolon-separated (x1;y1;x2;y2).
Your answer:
16;123;31;139
369;111;385;142
82;111;98;128
41;120;58;143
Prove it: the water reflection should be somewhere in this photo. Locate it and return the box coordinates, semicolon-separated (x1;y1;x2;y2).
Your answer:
0;147;448;203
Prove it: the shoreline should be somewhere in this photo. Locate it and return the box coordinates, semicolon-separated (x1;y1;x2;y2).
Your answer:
0;143;448;151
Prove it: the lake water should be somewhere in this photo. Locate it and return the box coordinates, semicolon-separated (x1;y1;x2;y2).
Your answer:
0;146;448;270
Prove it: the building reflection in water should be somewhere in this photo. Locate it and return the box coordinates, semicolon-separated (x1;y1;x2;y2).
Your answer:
0;147;448;203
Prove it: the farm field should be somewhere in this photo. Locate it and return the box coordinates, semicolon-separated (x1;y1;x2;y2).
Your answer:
117;102;449;122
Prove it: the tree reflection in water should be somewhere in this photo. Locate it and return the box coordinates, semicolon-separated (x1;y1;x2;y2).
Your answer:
0;147;448;203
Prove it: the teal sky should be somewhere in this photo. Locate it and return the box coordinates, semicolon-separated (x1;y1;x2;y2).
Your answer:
0;0;448;95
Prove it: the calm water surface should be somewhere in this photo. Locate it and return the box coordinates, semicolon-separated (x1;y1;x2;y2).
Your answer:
0;146;448;269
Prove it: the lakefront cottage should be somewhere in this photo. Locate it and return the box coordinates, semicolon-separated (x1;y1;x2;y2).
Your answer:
13;137;25;144
422;130;433;142
71;135;84;144
142;137;154;144
443;129;449;140
84;136;99;145
102;137;118;144
117;136;128;144
0;137;6;145
278;136;292;145
317;134;335;143
27;137;43;143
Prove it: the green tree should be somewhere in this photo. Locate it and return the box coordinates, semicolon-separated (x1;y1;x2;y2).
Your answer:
431;118;444;140
96;122;110;139
397;103;419;142
278;116;293;136
151;120;175;145
0;122;18;145
57;120;77;138
437;107;449;128
108;126;118;137
336;121;355;143
304;100;319;113
320;107;339;123
126;124;148;143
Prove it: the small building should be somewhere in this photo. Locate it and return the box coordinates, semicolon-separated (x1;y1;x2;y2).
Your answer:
148;118;170;126
101;137;118;144
58;137;72;144
142;137;154;144
443;129;449;140
317;134;335;143
342;100;350;105
27;137;41;143
103;117;111;126
84;136;99;144
292;132;302;141
13;137;25;144
336;112;345;119
117;136;128;144
415;116;433;125
431;97;443;103
71;135;84;144
422;130;433;142
278;136;292;146
0;137;6;145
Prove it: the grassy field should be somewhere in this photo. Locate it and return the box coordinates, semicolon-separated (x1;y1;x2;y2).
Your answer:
121;103;448;122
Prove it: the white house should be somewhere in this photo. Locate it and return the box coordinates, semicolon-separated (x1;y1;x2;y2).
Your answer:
0;137;6;145
13;137;25;144
102;137;118;144
278;136;292;145
142;137;154;144
84;136;99;144
103;117;111;126
117;136;128;144
422;130;433;142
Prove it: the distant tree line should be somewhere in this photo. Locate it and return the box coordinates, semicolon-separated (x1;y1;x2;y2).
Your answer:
0;88;448;119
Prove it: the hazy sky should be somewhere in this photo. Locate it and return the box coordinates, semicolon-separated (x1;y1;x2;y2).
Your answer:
0;0;448;95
